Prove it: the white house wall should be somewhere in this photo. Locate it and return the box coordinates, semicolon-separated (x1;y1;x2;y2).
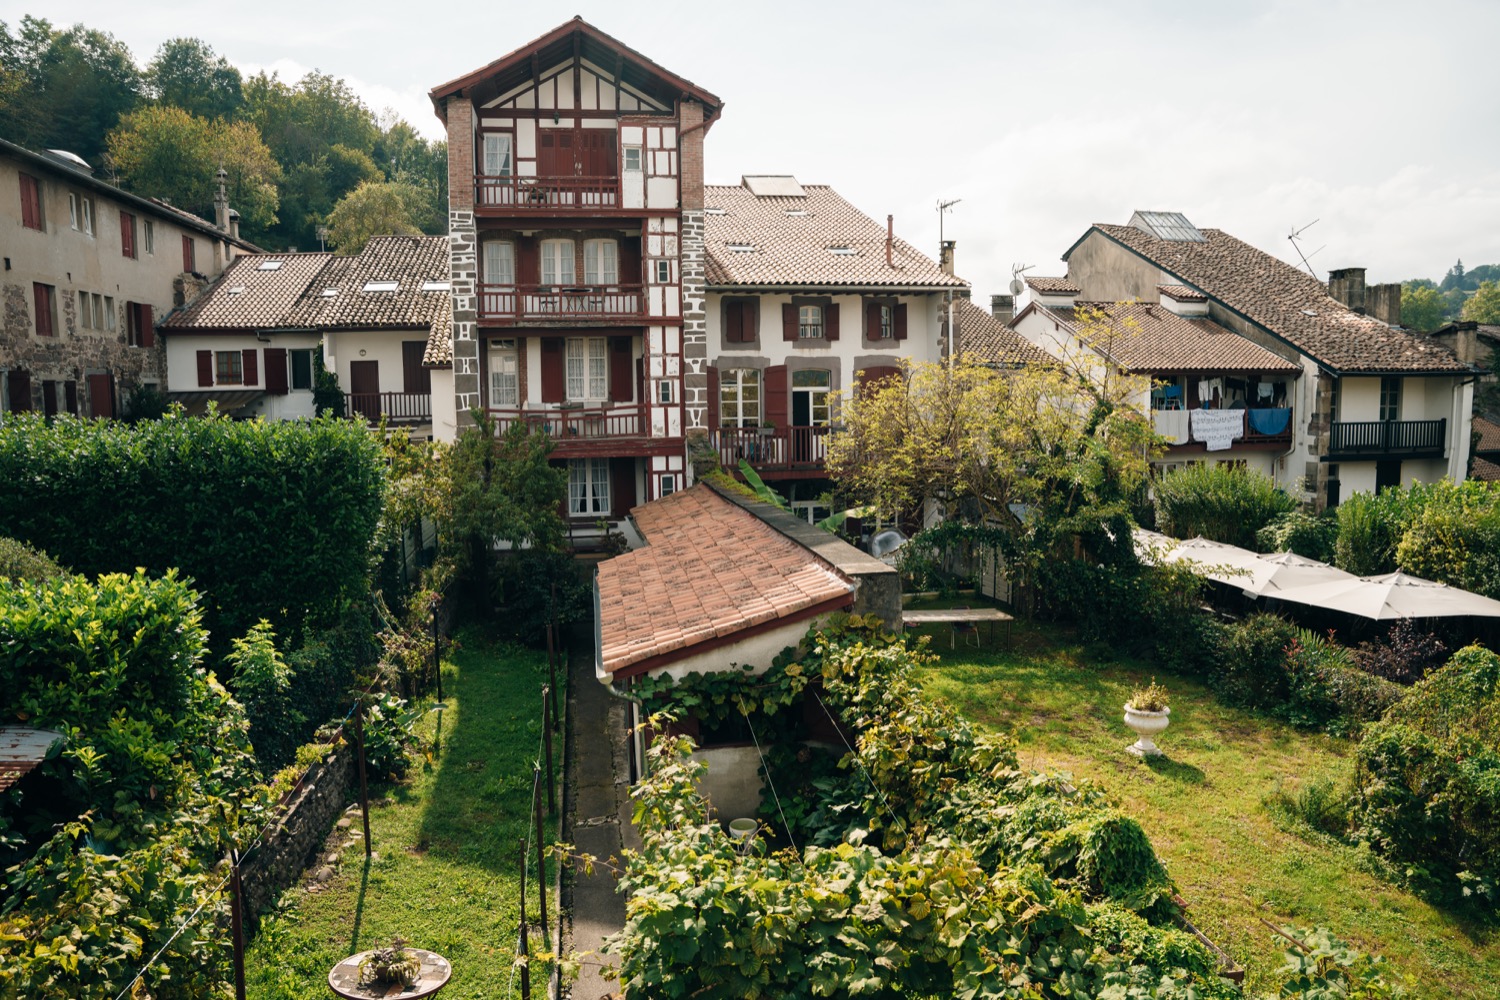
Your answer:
431;368;457;443
325;330;430;395
162;332;321;421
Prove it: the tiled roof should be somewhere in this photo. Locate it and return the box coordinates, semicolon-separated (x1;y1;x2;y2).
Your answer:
1079;223;1473;374
954;297;1052;366
1158;284;1207;302
597;485;852;676
704;182;965;289
1474;416;1500;454
1472;457;1500;482
162;253;333;329
422;296;453;368
1049;302;1300;373
1025;276;1080;294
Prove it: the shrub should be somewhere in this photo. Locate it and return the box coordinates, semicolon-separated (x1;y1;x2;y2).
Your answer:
0;411;385;649
1270;924;1406;999
1283;630;1403;734
1382;644;1499;746
1267;777;1351;839
1392;480;1500;599
0;536;66;581
228;620;303;772
1151;462;1296;548
1332;486;1427;576
1128;678;1169;712
1354;621;1448;685
1256;509;1338;561
361;693;423;781
1214;613;1299;709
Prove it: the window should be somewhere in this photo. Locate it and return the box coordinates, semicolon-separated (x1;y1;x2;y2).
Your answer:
19;173;43;230
720;368;761;428
32;283;55;337
182;235;196;273
798;304;823;339
290;349;314;391
216;351;244;385
104;297;116;332
541;239;576;285
489;339;518;406
120;211;137;259
568;458;610;516
623;146;642;172
657;380;674;404
91;293;103;331
724;298;757;343
1379;377;1401;422
584;239;618;285
144;220;154;254
125;302;155;348
483;241;515;285
69;193;94;235
880;304;894;339
659;474;676;496
482;133;513;176
655;260;671;283
363;281;398;292
565;337;607;401
77;292;91;331
792;368;832;426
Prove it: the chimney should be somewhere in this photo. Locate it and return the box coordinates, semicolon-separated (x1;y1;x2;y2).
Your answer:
1454;320;1479;365
990;294;1015;325
1327;267;1367;313
886;214;893;268
1366;282;1401;325
228;208;241;241
213;167;229;232
939;240;955;276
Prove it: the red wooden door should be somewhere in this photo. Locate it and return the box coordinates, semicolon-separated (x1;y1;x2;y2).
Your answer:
350;360;380;421
401;341;431;394
579;130;616;178
87;373;114;419
538;130;573;177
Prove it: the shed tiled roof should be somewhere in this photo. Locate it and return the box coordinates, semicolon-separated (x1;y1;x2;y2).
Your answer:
954;297;1051;366
1077;223;1473;374
422;296;453;368
704;182;965;289
1474;416;1500;455
162;253;333;330
295;236;450;330
1025;275;1080;294
1048;302;1300;374
1158;284;1207;302
1472;457;1500;482
597;485;852;676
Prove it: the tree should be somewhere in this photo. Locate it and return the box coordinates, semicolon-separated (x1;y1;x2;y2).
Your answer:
107;105;282;233
146;37;243;121
1461;280;1500;325
1401;282;1448;332
325;180;425;253
1441;258;1468;291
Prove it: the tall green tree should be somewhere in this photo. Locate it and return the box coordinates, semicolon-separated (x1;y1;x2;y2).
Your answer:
1401;282;1448;332
1461;280;1500;325
325;180;424;253
146;37;243;121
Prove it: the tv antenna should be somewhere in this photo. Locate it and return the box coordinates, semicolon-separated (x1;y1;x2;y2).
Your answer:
1288;219;1325;279
937;197;962;245
1009;263;1034;297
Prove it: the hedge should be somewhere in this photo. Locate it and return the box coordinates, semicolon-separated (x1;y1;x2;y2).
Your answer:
1151;463;1295;549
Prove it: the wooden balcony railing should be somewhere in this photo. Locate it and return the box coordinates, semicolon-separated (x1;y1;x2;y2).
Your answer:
1151;407;1294;447
713;426;832;471
475;174;619;210
479;283;645;323
487;404;646;440
348;392;430;425
1329;418;1447;458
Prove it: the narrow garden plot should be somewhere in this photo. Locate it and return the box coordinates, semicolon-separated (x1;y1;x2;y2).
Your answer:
245;639;560;1000
915;618;1500;998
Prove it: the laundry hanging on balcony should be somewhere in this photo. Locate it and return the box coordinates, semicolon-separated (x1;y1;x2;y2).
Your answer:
1190;408;1244;451
1248;408;1291;436
1153;409;1190;444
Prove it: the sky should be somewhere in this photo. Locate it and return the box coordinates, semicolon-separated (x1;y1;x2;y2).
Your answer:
10;0;1499;303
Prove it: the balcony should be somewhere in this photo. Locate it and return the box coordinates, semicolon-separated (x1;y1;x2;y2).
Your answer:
479;283;645;325
1152;407;1294;449
713;426;832;475
487;404;648;452
475;174;619;212
1329;418;1447;459
348;392;430;425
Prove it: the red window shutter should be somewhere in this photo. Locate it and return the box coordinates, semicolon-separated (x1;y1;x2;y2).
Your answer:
782;303;797;341
725;301;743;343
242;349;258;386
856;365;902;398
41;381;57;417
138;304;154;347
744;299;759;342
619;236;642;284
894;302;908;341
706;365;720;428
64;380;78;415
609;338;633;402
120;212;135;258
401;341;430;394
196;350;214;387
516;238;539;285
825;302;840;341
610;458;637;518
264;348;289;395
763;365;788;429
32;284;52;336
540;339;565;403
87;373;114;419
865;300;881;340
19;174;41;230
182;235;195;272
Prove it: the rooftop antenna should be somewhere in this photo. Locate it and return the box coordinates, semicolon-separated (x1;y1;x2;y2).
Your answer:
1288;219;1326;280
937;198;961;368
937;197;962;245
1009;262;1034;297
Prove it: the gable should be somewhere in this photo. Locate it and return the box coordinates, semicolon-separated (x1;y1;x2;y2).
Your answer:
483;57;668;113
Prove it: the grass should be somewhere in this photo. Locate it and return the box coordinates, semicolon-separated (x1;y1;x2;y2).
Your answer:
909;613;1497;997
244;637;561;999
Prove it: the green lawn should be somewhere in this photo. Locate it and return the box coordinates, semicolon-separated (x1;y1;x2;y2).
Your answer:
910;615;1497;998
244;638;560;999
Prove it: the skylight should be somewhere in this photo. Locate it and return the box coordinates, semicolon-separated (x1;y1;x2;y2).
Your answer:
725;243;756;253
227;286;246;295
828;246;857;256
784;209;808;217
421;280;451;292
321;288;339;298
363;281;399;292
256;260;283;271
704;207;728;216
1130;210;1206;243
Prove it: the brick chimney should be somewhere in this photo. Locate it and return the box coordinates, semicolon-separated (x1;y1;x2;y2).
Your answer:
990;294;1015;325
1327;267;1367;313
1366;283;1401;325
939;240;955;276
1453;320;1479;364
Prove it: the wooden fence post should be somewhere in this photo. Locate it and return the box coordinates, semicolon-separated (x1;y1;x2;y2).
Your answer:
543;686;556;815
532;767;547;935
354;700;372;857
229;850;247;1000
518;839;531;1000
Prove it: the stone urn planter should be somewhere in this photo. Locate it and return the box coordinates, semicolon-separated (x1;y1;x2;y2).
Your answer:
1123;703;1170;757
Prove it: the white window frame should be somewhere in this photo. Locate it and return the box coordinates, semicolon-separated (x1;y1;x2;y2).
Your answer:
880;303;894;339
720;368;761;428
657;379;674;404
489;339;519;407
655;260;671;283
798;304;823;339
541;239;576;286
659;473;676;496
104;297;116;332
482;133;513;176
792;368;832;426
583;239;618;286
568;457;611;517
482;240;515;286
144;220;155;255
77;291;91;330
565;336;607;402
69;192;94;236
623;146;643;172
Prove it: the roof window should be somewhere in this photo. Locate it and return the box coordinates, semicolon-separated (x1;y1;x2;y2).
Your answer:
704;207;727;216
1301;309;1318;316
321;288;339;298
828;246;857;256
256;260;283;271
363;281;399;292
421;280;451;292
784;209;809;217
725;243;757;253
227;286;246;295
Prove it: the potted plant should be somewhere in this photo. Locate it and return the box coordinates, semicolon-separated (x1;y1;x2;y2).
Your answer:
1123;679;1171;757
358;937;422;989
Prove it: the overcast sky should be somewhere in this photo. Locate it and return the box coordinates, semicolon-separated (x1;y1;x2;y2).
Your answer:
11;0;1499;302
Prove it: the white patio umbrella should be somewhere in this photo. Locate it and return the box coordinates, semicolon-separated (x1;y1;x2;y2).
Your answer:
1269;570;1500;620
1243;552;1358;598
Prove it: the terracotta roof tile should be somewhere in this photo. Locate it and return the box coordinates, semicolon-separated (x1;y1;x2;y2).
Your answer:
1047;301;1300;374
953;297;1051;366
597;485;852;675
1158;284;1207;302
1025;275;1079;294
161;253;333;330
1472;457;1500;481
704;182;965;289
1474;416;1500;454
1080;223;1471;374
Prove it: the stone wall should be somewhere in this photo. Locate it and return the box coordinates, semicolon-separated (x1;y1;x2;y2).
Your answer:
239;741;355;926
680;211;708;440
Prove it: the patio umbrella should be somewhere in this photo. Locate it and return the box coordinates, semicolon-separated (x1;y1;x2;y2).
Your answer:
1159;537;1263;587
1242;552;1357;598
1269;570;1500;620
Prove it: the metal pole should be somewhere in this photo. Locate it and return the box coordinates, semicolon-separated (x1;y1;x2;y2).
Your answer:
532;767;547;934
517;840;531;1000
542;686;556;815
229;851;247;1000
431;602;445;707
354;700;372;857
545;622;560;731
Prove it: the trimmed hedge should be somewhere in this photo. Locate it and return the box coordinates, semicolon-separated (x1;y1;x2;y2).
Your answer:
1152;462;1296;549
0;412;385;646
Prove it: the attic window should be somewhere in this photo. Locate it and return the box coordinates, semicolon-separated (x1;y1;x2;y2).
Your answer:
725;243;756;253
704;207;728;216
256;260;283;271
226;286;246;295
784;209;808;217
321;288;339;297
421;280;451;291
363;281;399;292
828;246;857;256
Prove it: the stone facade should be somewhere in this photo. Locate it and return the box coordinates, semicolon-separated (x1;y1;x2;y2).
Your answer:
680;210;708;436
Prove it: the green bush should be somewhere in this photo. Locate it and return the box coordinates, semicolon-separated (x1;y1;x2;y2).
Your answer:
1256;510;1338;561
1152;462;1296;548
1214;613;1299;709
0;536;66;582
0;411;385;648
1332;486;1428;576
228;620;304;772
1283;630;1403;734
360;692;423;781
1392;480;1500;599
1270;924;1406;999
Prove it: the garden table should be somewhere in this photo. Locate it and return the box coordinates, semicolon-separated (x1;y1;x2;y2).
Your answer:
328;948;451;999
900;608;1013;645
